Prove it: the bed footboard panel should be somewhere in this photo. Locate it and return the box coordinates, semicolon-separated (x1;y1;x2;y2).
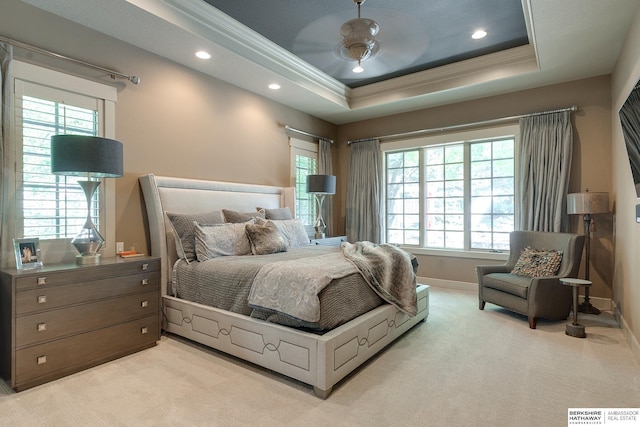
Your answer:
314;284;429;393
163;296;319;385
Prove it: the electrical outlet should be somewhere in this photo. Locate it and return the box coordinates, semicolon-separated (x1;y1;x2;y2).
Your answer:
116;241;124;253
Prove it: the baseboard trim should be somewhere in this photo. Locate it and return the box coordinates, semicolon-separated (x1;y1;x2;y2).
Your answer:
417;277;476;292
613;301;640;365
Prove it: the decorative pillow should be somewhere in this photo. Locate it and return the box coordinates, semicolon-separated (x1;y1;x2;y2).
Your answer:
222;209;266;223
256;207;293;220
194;222;252;261
166;210;225;262
511;246;563;277
268;218;311;248
245;220;288;255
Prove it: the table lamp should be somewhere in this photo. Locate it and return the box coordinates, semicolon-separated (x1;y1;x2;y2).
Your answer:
307;174;336;239
51;135;123;265
566;189;609;314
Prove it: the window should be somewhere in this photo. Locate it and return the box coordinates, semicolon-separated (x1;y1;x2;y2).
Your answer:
11;61;117;258
18;95;100;239
384;126;518;252
289;138;318;227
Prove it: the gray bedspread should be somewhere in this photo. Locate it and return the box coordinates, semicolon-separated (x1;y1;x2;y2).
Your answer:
173;246;384;332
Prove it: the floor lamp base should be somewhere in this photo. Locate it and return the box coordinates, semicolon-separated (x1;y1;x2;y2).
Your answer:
578;300;601;315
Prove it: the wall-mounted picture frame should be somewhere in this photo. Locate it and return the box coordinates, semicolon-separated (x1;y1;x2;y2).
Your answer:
13;237;43;270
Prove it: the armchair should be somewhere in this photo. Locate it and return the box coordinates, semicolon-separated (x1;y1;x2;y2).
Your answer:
477;231;584;329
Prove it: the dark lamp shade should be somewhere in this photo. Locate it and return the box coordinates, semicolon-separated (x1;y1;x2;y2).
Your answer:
51;135;123;177
307;174;336;194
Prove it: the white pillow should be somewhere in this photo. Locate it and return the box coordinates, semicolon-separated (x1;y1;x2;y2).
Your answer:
194;222;252;261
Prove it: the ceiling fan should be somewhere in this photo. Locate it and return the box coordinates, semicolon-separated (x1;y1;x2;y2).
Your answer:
335;0;381;73
292;1;429;84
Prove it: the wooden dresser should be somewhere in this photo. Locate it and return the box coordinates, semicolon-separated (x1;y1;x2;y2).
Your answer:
0;256;160;391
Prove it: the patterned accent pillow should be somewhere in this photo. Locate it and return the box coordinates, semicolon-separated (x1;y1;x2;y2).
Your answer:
267;218;310;248
194;222;252;261
511;246;563;277
245;220;288;255
222;209;266;223
256;207;293;220
166;210;225;262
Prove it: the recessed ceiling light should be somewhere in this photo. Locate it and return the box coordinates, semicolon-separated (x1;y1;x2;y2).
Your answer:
472;30;487;40
195;51;211;59
268;83;281;90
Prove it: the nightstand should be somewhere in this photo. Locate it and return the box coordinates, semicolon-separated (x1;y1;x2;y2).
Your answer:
309;236;347;247
0;256;160;391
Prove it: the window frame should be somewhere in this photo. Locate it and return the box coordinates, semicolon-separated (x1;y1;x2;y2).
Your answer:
382;124;520;260
10;61;118;263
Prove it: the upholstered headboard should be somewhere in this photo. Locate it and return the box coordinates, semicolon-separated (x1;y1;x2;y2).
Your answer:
138;174;295;296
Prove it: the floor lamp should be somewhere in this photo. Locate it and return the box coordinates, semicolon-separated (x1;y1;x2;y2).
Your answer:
307;174;336;239
51;135;123;265
566;190;609;314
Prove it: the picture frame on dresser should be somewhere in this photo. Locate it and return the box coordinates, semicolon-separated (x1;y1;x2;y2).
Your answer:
13;238;42;270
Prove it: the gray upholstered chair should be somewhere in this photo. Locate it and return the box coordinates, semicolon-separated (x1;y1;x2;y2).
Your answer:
476;231;585;329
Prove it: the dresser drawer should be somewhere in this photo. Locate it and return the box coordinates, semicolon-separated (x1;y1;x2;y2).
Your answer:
16;271;159;315
16;290;159;348
15;258;160;291
15;315;159;390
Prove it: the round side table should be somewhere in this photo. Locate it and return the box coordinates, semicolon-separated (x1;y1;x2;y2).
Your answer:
560;278;592;338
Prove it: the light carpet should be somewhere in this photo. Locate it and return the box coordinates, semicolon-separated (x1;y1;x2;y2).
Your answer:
1;287;639;426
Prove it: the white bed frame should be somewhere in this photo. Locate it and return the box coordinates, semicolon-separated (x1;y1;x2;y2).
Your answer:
139;174;429;398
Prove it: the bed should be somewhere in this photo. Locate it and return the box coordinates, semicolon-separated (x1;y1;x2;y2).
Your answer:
139;174;429;398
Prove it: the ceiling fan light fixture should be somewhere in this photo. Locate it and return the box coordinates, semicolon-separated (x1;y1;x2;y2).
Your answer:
336;0;381;68
353;62;364;73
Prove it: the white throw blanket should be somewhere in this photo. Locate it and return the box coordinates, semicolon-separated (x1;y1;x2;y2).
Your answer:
248;252;357;322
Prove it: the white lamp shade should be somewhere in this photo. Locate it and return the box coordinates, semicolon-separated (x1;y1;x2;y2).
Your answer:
567;192;609;215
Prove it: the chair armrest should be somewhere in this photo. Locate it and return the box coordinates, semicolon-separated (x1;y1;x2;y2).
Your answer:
476;264;512;276
528;276;572;319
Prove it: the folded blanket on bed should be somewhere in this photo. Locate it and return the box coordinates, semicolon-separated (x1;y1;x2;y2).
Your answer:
342;241;418;316
248;252;357;322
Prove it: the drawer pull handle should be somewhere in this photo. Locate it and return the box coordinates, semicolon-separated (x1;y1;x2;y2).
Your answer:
141;278;149;285
141;263;149;271
141;300;149;308
37;323;47;332
37;295;47;304
141;327;148;334
37;355;47;365
37;277;47;286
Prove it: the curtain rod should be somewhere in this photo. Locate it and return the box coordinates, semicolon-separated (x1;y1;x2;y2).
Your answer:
284;125;333;143
347;105;578;145
0;35;140;85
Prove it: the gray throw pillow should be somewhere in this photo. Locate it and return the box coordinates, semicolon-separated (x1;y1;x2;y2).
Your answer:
194;222;252;261
166;210;225;262
256;207;293;220
245;220;288;255
222;209;266;223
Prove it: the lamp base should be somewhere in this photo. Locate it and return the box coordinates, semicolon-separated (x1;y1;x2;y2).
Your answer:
76;253;101;265
578;301;601;315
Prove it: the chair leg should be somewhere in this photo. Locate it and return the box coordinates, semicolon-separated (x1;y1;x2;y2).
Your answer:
479;301;485;310
528;317;537;329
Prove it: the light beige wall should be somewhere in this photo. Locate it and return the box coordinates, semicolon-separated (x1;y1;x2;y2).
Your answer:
2;0;336;254
611;4;640;354
335;76;614;296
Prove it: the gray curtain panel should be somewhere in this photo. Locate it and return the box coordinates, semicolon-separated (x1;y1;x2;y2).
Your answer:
318;138;334;237
618;87;640;196
0;43;13;268
518;111;573;232
346;139;382;243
